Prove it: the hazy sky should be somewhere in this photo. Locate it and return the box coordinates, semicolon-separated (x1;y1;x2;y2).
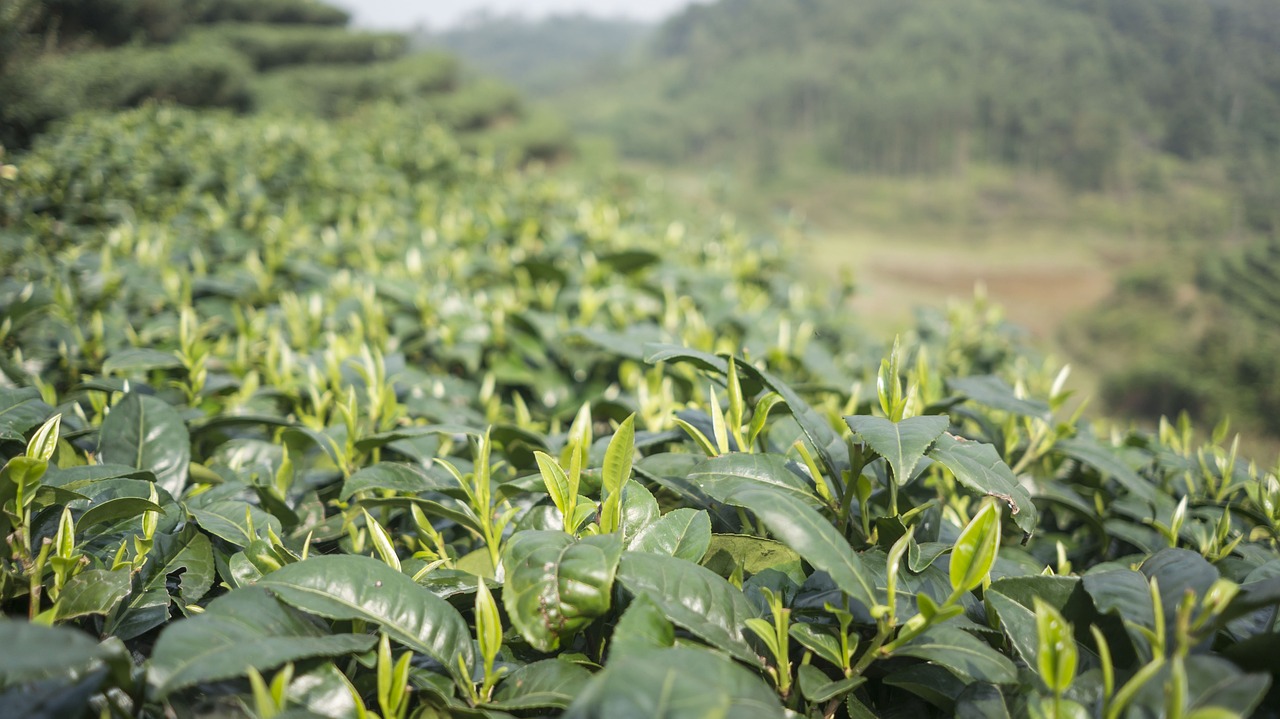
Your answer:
330;1;702;30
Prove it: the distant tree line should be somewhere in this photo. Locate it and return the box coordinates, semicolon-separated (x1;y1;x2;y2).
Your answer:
592;0;1278;229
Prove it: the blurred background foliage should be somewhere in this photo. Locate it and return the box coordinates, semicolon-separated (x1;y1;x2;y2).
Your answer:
3;0;1280;448
0;0;569;159
419;0;1280;452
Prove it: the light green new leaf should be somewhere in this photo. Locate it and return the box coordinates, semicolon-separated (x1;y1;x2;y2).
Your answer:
950;501;1002;596
599;414;637;533
725;488;876;611
603;414;637;498
1034;597;1077;693
844;414;949;485
149;587;375;698
616;551;760;666
26;413;61;462
97;393;190;498
535;451;572;519
475;580;503;668
502;532;622;652
928;434;1037;535
565;647;784;719
256;554;474;682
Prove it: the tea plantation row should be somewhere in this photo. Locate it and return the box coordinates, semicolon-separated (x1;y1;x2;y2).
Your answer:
1;106;1279;718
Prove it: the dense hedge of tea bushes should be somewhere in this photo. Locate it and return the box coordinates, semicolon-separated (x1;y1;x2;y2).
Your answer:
0;105;1279;718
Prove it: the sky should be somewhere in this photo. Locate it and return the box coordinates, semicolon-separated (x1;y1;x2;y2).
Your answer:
330;0;702;30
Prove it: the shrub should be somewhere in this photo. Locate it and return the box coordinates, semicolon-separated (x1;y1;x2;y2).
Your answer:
189;0;350;26
250;52;458;118
0;40;252;146
187;23;406;71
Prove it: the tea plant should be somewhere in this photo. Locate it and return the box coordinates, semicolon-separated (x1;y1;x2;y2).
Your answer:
0;106;1278;718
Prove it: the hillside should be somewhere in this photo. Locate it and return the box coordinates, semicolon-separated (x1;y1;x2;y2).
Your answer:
583;0;1279;219
0;0;568;159
424;0;1280;445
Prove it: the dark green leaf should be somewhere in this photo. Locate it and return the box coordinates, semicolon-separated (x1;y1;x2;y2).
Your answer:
954;683;1012;719
686;453;823;508
286;662;361;719
489;659;593;710
339;462;451;501
927;434;1037;535
57;569;131;620
107;528;214;641
627;507;711;562
43;464;154;489
986;575;1089;668
149;587;375;697
619;480;660;544
189;499;283;547
643;345;729;376
844;414;949;485
724;487;877;611
1057;437;1159;505
894;626;1017;684
97;393;190;498
0;668;105;719
354;424;483;453
565;647;784;719
609;594;675;657
501;532;622;652
0;620;115;683
1082;568;1155;629
702;533;801;575
0;388;51;444
256;555;474;681
102;348;183;375
797;665;864;703
76;497;163;531
882;663;969;711
616;551;760;666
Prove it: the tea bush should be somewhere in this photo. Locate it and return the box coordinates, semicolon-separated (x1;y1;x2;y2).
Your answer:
188;24;407;71
0;40;252;146
0;106;1278;718
189;0;351;27
250;53;458;119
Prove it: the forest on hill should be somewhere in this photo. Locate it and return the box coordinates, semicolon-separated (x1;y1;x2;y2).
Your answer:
424;0;1280;446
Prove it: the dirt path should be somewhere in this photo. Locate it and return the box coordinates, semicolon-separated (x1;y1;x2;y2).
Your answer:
802;230;1116;343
